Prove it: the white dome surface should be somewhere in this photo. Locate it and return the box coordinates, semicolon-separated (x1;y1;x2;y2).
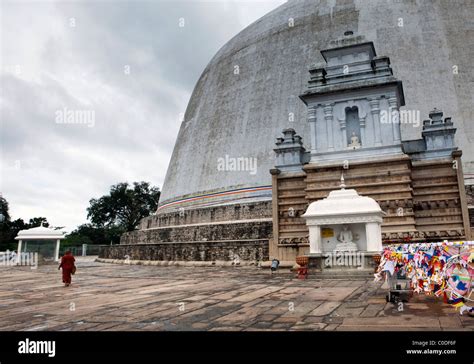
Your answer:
159;0;474;212
303;189;382;217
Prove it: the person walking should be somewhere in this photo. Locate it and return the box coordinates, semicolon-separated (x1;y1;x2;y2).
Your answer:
58;250;76;287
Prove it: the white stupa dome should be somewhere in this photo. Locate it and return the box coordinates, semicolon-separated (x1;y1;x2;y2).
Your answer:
158;0;473;213
303;188;383;218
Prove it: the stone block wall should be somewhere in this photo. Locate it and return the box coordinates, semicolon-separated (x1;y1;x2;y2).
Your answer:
412;158;465;238
305;155;417;239
139;200;272;229
115;200;274;262
466;184;474;206
270;152;471;261
99;240;269;262
121;220;272;245
466;184;474;229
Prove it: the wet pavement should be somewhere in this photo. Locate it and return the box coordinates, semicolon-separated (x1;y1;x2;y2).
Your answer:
0;257;472;331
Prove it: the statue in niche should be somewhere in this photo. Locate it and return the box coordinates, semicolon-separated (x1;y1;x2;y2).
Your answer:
348;132;361;149
345;106;362;149
334;225;358;251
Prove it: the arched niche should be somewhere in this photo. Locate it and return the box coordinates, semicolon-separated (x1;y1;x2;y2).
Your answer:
345;106;362;147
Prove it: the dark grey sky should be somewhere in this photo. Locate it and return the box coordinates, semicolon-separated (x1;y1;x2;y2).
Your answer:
0;0;285;231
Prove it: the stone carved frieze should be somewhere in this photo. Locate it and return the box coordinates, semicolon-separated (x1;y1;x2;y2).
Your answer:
278;236;309;245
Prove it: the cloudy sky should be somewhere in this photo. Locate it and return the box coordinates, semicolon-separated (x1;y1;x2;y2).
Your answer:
0;0;285;231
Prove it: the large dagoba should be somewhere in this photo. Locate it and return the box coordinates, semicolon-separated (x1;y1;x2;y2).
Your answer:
159;0;474;212
100;0;474;265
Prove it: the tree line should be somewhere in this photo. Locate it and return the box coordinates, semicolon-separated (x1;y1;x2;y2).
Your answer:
0;182;160;251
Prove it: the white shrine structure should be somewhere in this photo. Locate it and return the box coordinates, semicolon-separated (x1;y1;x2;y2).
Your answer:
15;224;66;263
302;176;384;271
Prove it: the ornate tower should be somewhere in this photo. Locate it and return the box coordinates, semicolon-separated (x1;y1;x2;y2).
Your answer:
300;40;405;163
269;39;471;263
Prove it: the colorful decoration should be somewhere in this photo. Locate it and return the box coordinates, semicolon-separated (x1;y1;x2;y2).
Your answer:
374;241;474;315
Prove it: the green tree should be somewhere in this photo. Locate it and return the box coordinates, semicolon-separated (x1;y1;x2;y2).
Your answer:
87;182;160;232
28;217;49;228
0;196;10;222
64;223;124;246
0;197;12;250
0;196;56;251
10;218;28;230
0;217;52;251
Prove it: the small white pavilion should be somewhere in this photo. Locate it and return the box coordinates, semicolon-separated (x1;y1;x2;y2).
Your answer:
302;175;384;255
15;224;66;262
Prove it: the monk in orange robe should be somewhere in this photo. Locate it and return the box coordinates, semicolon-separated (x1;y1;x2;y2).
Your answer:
58;251;75;287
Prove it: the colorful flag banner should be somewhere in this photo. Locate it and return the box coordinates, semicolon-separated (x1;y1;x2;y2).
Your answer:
374;241;474;315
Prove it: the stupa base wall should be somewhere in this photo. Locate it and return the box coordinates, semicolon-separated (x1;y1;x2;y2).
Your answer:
98;240;269;263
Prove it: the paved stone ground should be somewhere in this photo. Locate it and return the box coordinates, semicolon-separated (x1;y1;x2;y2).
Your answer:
0;257;472;331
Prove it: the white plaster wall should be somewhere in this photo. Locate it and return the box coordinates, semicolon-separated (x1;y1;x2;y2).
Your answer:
160;0;474;206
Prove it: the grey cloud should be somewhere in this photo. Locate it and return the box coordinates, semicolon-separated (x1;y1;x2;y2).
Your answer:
0;0;283;230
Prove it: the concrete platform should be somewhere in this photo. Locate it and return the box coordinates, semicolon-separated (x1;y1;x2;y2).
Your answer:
0;257;472;331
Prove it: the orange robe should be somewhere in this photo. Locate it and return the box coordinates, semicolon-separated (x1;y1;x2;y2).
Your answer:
60;255;75;284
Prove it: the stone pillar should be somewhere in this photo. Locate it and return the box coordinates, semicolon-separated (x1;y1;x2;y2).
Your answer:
309;225;322;254
338;117;347;148
55;239;60;262
365;222;382;252
308;105;317;153
369;98;382;146
388;97;401;142
270;168;281;258
323;104;334;151
17;239;22;265
359;115;366;146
